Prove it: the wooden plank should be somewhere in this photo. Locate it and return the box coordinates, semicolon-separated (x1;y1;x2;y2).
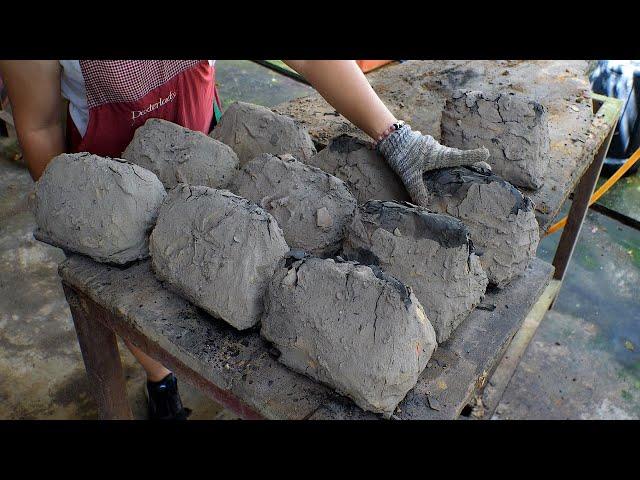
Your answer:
63;284;133;420
591;93;624;125
274;60;619;232
552;124;617;281
481;279;562;418
309;257;554;419
58;253;552;420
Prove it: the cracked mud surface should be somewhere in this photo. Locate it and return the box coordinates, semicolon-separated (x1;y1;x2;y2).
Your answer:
261;257;436;415
342;200;488;343
34;153;166;264
230;154;357;256
441;89;550;190
305;134;410;204
210;101;316;166
423;166;540;287
123;118;239;190
149;185;289;330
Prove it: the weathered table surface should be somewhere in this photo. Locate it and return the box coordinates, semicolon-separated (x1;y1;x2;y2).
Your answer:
59;253;553;420
275;60;617;232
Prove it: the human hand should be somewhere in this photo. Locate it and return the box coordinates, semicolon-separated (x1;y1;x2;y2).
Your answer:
377;124;490;206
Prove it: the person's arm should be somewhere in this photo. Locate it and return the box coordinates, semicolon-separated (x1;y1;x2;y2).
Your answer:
283;60;489;206
283;60;396;140
0;60;64;181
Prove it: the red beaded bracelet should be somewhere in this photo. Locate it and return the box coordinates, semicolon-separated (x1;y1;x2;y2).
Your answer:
375;121;405;145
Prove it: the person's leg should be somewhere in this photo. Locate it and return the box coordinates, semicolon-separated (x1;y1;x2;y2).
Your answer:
123;339;171;382
122;339;190;420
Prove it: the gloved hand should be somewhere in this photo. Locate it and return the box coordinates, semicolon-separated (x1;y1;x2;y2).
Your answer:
377;124;491;206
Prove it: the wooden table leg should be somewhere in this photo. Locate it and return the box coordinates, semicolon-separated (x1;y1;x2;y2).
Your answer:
551;126;616;284
63;284;133;420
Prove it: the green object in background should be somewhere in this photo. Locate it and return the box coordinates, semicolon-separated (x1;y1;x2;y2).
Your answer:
213;99;222;124
596;171;640;225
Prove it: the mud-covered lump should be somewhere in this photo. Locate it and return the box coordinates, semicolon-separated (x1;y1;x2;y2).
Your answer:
122;118;239;190
34;153;166;264
343;200;488;343
440;89;550;190
261;257;437;416
423;165;540;288
149;185;289;330
305;134;410;204
209;101;317;166
230;153;357;257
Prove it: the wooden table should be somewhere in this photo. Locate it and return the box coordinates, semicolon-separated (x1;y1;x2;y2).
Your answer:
58;60;621;420
59;254;553;420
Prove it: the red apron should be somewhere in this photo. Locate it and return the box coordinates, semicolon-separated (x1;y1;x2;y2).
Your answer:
67;60;222;158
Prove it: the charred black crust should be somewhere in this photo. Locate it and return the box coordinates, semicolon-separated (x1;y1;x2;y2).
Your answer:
360;200;471;249
423;166;534;215
341;247;381;267
328;134;372;154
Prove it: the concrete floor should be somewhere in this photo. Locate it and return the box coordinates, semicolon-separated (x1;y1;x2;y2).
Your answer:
596;169;640;223
215;60;314;110
494;209;640;419
1;61;638;420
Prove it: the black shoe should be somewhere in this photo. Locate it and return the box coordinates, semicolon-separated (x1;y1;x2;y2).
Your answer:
145;373;192;420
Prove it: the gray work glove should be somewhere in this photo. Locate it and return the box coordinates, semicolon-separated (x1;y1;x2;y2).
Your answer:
377;125;491;207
